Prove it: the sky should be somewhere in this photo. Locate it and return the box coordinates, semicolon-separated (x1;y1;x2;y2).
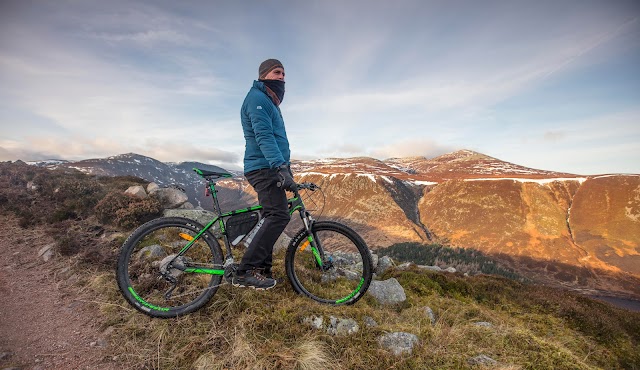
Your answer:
0;0;639;175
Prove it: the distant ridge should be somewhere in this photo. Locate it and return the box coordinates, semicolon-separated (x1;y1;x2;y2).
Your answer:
24;150;640;299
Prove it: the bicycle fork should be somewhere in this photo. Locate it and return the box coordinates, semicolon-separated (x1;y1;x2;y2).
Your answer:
299;212;333;271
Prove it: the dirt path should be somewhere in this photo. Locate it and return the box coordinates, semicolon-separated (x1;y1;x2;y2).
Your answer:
0;216;117;370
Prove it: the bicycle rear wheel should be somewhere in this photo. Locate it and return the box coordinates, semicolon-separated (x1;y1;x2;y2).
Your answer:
116;217;224;318
285;221;373;305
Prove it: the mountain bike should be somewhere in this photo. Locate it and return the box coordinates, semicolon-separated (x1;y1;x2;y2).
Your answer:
116;168;373;318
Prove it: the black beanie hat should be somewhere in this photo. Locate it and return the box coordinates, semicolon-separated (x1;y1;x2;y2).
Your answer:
259;59;284;79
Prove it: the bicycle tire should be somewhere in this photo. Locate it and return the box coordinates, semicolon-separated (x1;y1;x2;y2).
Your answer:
285;221;373;305
116;217;224;318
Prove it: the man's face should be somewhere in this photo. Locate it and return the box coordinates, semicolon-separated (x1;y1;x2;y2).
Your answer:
264;67;285;81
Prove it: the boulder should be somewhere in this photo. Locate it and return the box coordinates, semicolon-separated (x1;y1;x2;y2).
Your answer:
136;245;166;260
163;209;219;230
179;202;195;209
272;233;292;253
125;185;147;199
363;316;378;328
326;316;359;336
445;267;457;273
416;265;442;272
154;187;188;209
376;256;394;275
423;306;436;325
302;315;324;330
147;182;160;193
467;354;497;366
378;332;419;356
38;243;55;262
370;253;379;270
368;278;406;305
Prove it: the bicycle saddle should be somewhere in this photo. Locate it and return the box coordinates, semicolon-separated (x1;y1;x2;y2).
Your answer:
193;168;233;180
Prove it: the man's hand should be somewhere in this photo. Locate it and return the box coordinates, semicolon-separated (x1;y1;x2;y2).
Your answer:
276;164;297;191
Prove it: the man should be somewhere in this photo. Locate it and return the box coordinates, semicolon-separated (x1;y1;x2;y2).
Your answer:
232;59;296;290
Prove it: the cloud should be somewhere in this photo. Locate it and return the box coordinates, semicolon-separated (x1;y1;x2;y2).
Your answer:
0;134;240;169
543;131;567;142
367;138;455;160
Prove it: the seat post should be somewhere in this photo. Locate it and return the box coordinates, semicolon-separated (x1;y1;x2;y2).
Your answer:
208;181;224;215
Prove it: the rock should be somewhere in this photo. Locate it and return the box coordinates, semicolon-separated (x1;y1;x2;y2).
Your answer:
368;278;406;305
396;262;412;270
102;326;115;337
103;231;127;242
424;306;436;325
57;266;73;279
321;267;360;283
376;256;394;275
179;202;195;209
378;332;419;356
370;253;379;270
147;182;160;193
26;181;38;190
467;354;497;366
326;316;359;336
272;233;291;253
302;315;324;330
125;185;147;199
474;321;493;328
38;243;55;262
153;187;188;209
363;316;378;328
163;209;219;229
445;267;457;273
416;265;442;272
136;245;166;260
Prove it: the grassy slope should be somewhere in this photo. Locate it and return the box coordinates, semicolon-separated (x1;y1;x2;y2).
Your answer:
1;162;639;369
87;254;640;370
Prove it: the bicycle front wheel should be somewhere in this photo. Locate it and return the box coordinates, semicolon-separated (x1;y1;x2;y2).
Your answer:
116;217;224;318
285;221;373;305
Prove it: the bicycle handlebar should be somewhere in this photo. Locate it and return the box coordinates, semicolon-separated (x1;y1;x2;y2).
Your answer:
295;182;320;191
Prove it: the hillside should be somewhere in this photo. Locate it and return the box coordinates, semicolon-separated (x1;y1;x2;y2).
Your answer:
1;160;639;369
24;151;640;300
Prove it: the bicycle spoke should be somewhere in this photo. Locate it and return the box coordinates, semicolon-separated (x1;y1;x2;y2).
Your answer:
117;217;224;317
286;221;372;305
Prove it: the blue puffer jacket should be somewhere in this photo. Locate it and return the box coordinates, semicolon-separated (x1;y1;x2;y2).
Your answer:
241;80;291;173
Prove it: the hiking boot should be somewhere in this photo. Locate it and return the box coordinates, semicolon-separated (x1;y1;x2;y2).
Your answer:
260;267;273;279
232;269;277;290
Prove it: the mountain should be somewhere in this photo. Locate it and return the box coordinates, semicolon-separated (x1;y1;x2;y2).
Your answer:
34;153;256;211
30;150;640;299
294;151;640;298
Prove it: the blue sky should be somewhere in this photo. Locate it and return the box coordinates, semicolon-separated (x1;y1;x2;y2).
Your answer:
0;0;638;174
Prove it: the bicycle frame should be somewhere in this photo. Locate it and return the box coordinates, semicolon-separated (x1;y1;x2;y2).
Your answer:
170;171;323;276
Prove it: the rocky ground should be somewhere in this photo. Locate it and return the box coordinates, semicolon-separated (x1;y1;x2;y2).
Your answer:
0;216;117;370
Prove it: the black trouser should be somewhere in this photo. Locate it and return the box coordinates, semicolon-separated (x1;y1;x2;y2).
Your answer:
239;168;290;273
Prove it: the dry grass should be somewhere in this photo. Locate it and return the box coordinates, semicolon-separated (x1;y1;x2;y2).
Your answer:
74;252;640;370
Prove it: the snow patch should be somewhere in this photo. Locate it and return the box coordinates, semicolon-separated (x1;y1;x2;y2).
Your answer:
464;177;587;184
592;174;640;179
409;180;438;186
356;173;377;183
